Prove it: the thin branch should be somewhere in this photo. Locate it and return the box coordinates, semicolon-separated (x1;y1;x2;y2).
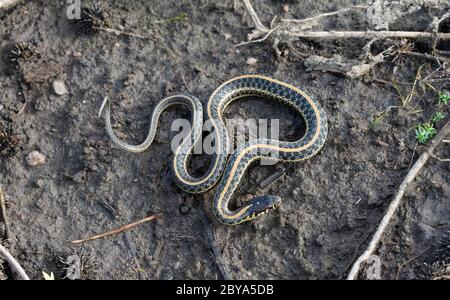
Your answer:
396;246;432;280
0;0;22;10
278;30;450;40
282;5;369;25
0;185;11;240
92;27;149;40
398;51;450;64
236;24;281;47
199;211;230;280
347;120;450;280
71;214;159;245
432;154;450;162
242;0;268;33
240;0;450;47
0;244;30;280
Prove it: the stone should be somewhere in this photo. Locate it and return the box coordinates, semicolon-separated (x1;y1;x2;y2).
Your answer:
246;57;258;66
52;80;68;96
26;151;46;167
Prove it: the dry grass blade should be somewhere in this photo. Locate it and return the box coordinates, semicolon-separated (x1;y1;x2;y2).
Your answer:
71;214;159;245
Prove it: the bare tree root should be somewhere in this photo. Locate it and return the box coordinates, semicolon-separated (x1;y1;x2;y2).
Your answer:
0;0;22;10
347;120;450;280
239;0;450;48
0;244;30;280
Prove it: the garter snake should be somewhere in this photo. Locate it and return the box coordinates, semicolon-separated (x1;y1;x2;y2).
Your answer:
99;75;328;225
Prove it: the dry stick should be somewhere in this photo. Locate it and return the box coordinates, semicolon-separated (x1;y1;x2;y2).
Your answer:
278;30;450;40
0;244;30;280
0;0;22;10
398;51;450;64
347;120;450;280
92;27;149;40
242;0;267;32
432;154;450;162
396;246;432;280
199;211;230;280
0;186;11;240
282;5;369;25
71;214;159;245
241;0;450;44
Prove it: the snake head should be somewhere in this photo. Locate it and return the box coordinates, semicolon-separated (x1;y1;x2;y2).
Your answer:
243;195;282;223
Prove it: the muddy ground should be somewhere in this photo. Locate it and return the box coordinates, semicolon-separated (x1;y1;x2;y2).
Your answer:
0;0;449;280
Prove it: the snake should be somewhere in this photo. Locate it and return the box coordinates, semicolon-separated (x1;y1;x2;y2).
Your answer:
98;75;328;225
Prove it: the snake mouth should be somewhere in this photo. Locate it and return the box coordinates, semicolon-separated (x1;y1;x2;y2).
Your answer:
241;195;282;223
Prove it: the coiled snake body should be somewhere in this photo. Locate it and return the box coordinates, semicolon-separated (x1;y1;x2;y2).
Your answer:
99;75;328;225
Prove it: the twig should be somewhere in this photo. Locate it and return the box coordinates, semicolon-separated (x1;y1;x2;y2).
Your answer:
199;211;230;280
91;27;149;40
347;120;450;280
398;51;450;65
339;232;373;279
259;169;286;188
431;154;450;162
239;0;450;47
236;25;281;47
0;244;29;280
0;0;22;10
277;30;450;40
71;214;159;245
0;185;11;240
242;0;268;33
396;246;432;280
282;5;369;25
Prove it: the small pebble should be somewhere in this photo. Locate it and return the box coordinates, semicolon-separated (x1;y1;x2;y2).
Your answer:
246;57;258;66
180;205;190;215
282;4;289;13
33;179;44;188
73;51;82;59
53;80;68;96
26;151;46;167
224;33;232;40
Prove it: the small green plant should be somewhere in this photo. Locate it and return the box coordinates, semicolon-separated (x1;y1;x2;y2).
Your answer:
432;111;445;123
368;106;397;130
415;123;437;144
438;90;450;106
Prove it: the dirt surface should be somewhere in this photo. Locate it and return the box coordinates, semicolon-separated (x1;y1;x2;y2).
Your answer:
0;0;449;280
